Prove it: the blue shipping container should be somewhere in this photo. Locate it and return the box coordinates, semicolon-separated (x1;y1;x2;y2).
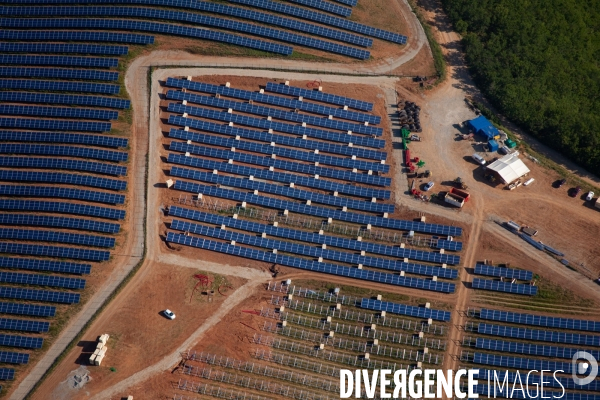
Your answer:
487;139;499;152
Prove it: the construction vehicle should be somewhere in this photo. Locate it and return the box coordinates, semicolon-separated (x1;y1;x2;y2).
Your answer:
270;264;280;278
454;177;468;190
416;170;431;179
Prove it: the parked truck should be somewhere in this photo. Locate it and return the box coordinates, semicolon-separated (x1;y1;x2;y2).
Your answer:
450;187;471;201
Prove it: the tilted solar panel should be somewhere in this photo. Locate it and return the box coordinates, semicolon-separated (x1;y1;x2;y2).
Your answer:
474;264;533;281
0;287;80;304
0;318;49;333
0;157;127;176
0;351;29;364
472;352;575;374
0;67;118;81
0;144;127;162
0;171;126;191
0;200;125;220
0;214;120;233
475;369;600;392
0;30;154;44
0;368;14;380
0;43;128;55
360;299;451;321
0;93;129;108
0;228;115;248
0;118;111;132
0;242;109;261
477;323;600;346
0;272;86;290
0;257;91;275
0;105;118;120
475;337;600;360
286;0;352;17
0;186;125;204
0;55;118;68
479;308;600;332
472;278;538;295
0;79;120;94
0;131;128;147
266;82;373;111
0;302;55;317
0;334;43;348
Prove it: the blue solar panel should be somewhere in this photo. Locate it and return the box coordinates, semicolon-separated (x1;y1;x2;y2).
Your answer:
0;334;43;349
472;352;575;374
474;264;533;281
286;0;352;17
0;171;126;191
0;67;118;81
168;104;384;148
0;157;127;176
169;206;460;265
332;0;357;6
0;200;125;220
475;369;600;392
0;214;120;234
0;287;80;304
479;308;600;332
360;299;451;321
167;232;455;293
169;142;390;186
472;278;537;295
0;105;118;121
167;90;382;136
475;337;600;360
230;0;408;45
0;368;14;380
266;82;373;111
170;159;390;200
0;302;55;317
0;351;29;364
0;242;108;261
0;30;154;44
435;239;462;251
166;78;380;124
0;43;128;55
0;318;49;333
0;118;111;132
0;272;86;290
0;257;91;275
468;383;595;400
0;132;128;148
0;186;125;205
0;55;118;68
0;229;115;248
477;323;600;346
0;93;129;108
0;144;127;162
0;79;119;94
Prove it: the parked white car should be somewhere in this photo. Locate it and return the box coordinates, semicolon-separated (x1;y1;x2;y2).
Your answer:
424;181;435;191
163;309;176;320
471;153;486;165
586;191;595;201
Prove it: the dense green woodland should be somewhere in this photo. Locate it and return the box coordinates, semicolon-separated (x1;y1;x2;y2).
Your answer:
440;0;600;175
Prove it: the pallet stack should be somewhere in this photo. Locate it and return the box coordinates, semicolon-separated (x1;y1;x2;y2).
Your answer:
89;334;110;366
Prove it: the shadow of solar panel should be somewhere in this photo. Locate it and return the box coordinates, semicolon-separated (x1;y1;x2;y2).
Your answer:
0;105;118;120
0;171;126;190
0;272;86;289
0;257;91;275
166;78;380;124
169;206;460;265
0;368;14;380
472;352;574;374
0;55;118;68
169;141;390;186
0;43;128;55
0;302;55;317
0;214;119;234
477;323;600;346
0;93;129;108
0;318;49;333
474;264;532;281
172;169;393;213
1;18;293;55
167;232;455;293
0;30;154;44
167;90;382;136
0;132;128;148
0;200;125;220
0;144;126;161
0;229;115;248
0;79;120;94
229;0;408;44
0;242;109;261
168;104;384;148
475;337;600;360
0;118;111;132
0;67;118;81
0;186;125;205
0;157;127;176
472;278;537;295
266;82;373;111
360;298;451;321
0;351;29;364
0;334;43;349
479;308;600;332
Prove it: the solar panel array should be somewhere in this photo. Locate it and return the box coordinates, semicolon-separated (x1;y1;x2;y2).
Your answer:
286;0;351;17
472;352;575;374
0;171;126;190
0;30;154;44
266;82;373;111
0;272;86;290
0;243;109;261
0;228;115;248
360;299;451;322
479;308;600;332
0;54;118;68
0;105;118;120
0;302;55;318
0;287;80;304
0;257;91;275
0;79;120;94
0;318;49;333
0;214;120;233
435;239;462;251
475;337;600;360
0;157;127;176
472;278;538;296
0;144;127;162
474;264;533;281
0;200;125;219
0;186;125;204
0;132;128;147
0;67;118;81
167;232;455;293
477;322;600;346
0;43;128;55
0;334;43;349
0;92;130;108
0;118;111;132
474;369;600;392
0;351;29;364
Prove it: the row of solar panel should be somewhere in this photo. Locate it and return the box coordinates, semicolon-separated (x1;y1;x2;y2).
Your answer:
0;171;126;191
0;214;120;233
0;92;129;109
0;186;124;205
0;79;120;94
167;232;456;293
475;337;600;360
168;104;385;149
0;257;91;275
468;383;586;400
0;369;14;380
170;141;390;186
0;157;127;176
478;308;600;333
0;351;29;364
474;264;533;281
230;0;408;45
266;82;373;112
0;318;49;333
0;242;109;261
181;183;463;236
171;219;456;279
169;158;390;201
0;105;118;120
0;30;153;45
0;144;127;162
0;67;118;81
0;228;115;248
0;131;128;148
0;19;293;55
434;239;462;252
287;0;352;17
0;118;111;132
0;54;118;68
172;170;393;214
168;206;460;265
166;78;380;124
0;334;43;349
0;200;125;220
360;298;451;322
166;90;382;136
4;6;369;59
472;352;576;374
0;43;128;55
0;287;80;304
0;301;55;317
477;323;600;346
0;272;86;290
472;278;537;295
475;369;600;392
169;129;387;172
